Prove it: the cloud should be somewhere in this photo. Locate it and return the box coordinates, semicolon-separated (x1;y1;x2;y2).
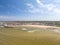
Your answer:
36;0;44;7
26;0;60;14
53;8;60;14
36;0;55;11
26;3;40;13
0;15;19;21
46;4;60;14
26;3;34;8
0;15;15;19
54;0;60;3
36;0;60;14
45;4;56;11
28;8;40;13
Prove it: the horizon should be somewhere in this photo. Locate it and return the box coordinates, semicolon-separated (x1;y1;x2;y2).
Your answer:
0;20;60;22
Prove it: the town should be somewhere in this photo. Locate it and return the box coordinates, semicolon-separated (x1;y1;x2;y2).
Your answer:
0;21;57;28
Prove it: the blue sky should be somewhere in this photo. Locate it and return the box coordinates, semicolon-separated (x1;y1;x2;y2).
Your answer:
0;0;60;21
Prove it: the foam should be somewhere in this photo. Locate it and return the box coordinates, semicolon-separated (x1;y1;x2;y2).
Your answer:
28;31;35;32
22;28;27;30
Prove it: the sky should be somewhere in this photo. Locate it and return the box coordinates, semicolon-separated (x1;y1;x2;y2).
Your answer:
0;0;60;21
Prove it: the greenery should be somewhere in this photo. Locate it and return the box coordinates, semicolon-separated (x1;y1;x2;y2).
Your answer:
55;22;60;26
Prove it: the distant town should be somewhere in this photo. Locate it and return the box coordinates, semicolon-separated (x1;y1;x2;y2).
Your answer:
0;21;60;28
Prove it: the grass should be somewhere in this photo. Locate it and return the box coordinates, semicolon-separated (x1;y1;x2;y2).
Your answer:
0;27;60;45
54;21;60;27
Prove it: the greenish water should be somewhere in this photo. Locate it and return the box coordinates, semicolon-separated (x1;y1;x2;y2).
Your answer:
0;28;60;45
